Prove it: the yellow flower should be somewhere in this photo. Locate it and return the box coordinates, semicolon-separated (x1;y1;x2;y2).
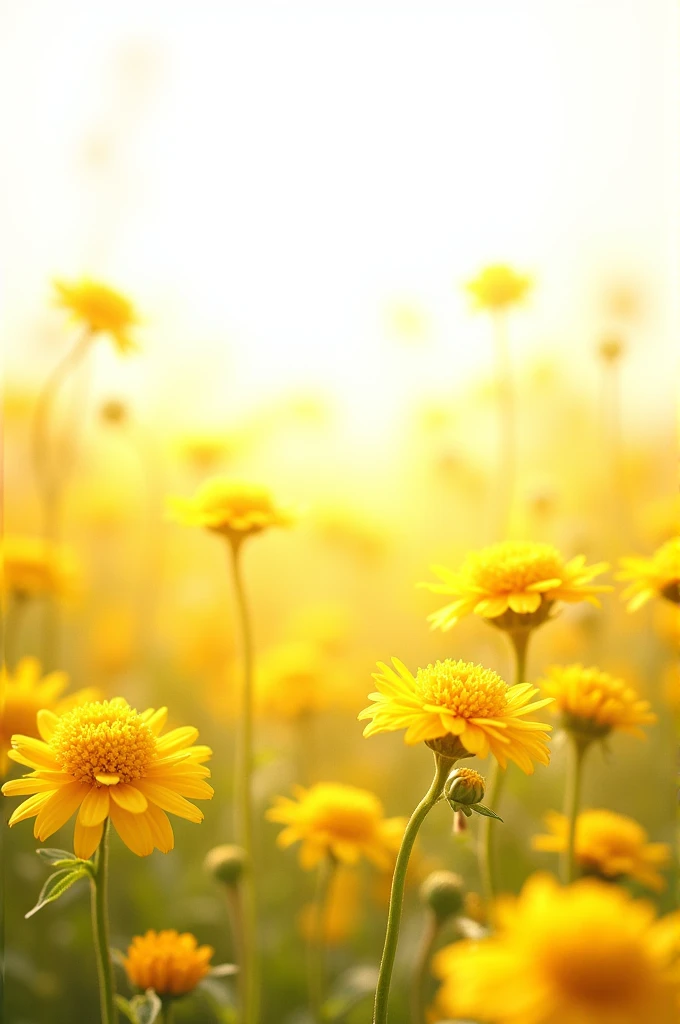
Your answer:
2;536;79;601
266;782;406;870
533;810;670;891
167;477;291;543
358;659;553;773
432;873;680;1024
123;930;213;996
256;641;328;720
421;541;610;632
0;658;98;776
618;538;680;610
53;278;138;353
2;698;212;858
540;664;656;741
465;264;532;311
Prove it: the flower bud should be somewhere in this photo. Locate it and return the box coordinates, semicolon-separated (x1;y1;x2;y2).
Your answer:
420;870;465;923
204;844;247;887
444;767;485;807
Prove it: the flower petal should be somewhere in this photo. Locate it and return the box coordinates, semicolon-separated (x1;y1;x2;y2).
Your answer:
109;801;155;856
78;786;111;827
109;784;148;814
74;817;104;859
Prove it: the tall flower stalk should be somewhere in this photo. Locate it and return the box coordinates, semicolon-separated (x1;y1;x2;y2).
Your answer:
90;826;117;1024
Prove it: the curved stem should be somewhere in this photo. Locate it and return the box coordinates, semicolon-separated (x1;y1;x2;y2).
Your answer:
563;737;588;883
372;752;453;1024
228;539;259;1024
410;910;439;1024
90;823;117;1024
308;855;336;1023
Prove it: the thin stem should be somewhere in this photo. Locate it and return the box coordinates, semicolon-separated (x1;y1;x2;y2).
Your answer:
308;856;336;1023
562;737;588;883
160;1002;175;1024
228;539;259;1024
372;752;453;1024
225;884;246;1019
410;910;439;1024
492;310;516;539
90;823;117;1024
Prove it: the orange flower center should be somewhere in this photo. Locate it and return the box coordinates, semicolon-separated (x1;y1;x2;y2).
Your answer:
415;661;508;718
463;542;563;594
50;701;156;785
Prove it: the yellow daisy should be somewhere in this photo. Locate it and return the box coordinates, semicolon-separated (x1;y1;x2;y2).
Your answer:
618;538;680;611
540;664;656;741
421;541;610;632
167;477;291;544
533;810;670;891
358;659;553;773
266;782;406;870
53;278;138;354
123;930;213;996
432;873;680;1024
2;536;79;601
2;698;212;858
465;264;532;311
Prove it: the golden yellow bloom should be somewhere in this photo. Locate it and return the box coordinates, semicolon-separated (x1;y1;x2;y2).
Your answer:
2;699;212;858
465;264;532;311
123;930;213;996
422;541;610;632
167;477;291;543
432;873;680;1024
266;782;406;870
359;658;552;773
0;658;98;776
533;810;670;891
541;664;656;741
618;538;680;611
2;536;79;601
53;278;138;353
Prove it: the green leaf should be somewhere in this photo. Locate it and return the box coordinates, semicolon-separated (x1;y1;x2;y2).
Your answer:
130;990;162;1024
471;803;503;821
115;997;139;1023
36;848;78;865
209;964;238;978
25;866;89;919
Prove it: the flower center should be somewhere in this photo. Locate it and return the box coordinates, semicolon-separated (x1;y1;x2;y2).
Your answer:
415;661;508;718
309;786;381;841
464;541;563;593
50;700;157;785
542;928;651;1005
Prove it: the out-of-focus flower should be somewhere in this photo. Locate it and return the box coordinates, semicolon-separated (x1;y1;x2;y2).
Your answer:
298;868;362;946
2;698;212;858
291;603;353;656
99;399;128;425
0;658;98;776
541;664;656;742
465;264;531;311
420;870;465;923
204;844;247;887
359;658;552;773
256;641;328;721
53;278;138;354
533;810;670;891
598;332;626;364
421;541;610;633
266;782;405;870
1;536;79;601
618;538;680;610
168;478;291;544
86;605;138;677
385;300;429;343
314;504;389;561
3;382;36;424
432;873;680;1024
174;429;241;471
123;930;213;996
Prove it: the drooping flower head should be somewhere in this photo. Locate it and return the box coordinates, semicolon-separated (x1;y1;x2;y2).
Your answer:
2;536;79;601
123;930;213;996
540;664;656;743
421;541;610;633
359;658;553;773
53;278;138;353
266;782;405;870
533;809;670;891
167;477;291;545
2;698;212;858
465;264;532;311
618;538;680;611
432;873;680;1024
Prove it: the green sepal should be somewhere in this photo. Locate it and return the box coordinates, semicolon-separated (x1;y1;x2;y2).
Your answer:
25;865;90;919
115;990;162;1024
36;848;93;871
471;803;503;821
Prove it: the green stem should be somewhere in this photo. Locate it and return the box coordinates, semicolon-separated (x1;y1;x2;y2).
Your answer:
228;539;259;1024
90;824;117;1024
225;884;247;1019
160;1002;175;1024
563;737;588;883
410;910;439;1024
372;752;453;1024
308;856;336;1023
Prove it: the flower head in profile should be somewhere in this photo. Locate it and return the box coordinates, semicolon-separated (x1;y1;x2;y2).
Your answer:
167;478;291;545
2;536;79;601
123;930;214;996
421;541;610;633
432;873;680;1024
465;264;532;311
266;782;406;870
0;658;98;776
53;278;138;353
2;698;212;858
533;809;670;891
359;658;553;774
540;664;656;742
618;538;680;611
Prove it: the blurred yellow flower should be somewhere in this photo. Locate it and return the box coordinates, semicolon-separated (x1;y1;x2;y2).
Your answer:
432;873;680;1024
2;536;79;601
266;782;405;870
86;605;138;677
618;537;680;611
174;429;239;471
53;278;138;353
541;663;656;741
465;264;531;311
168;477;291;543
256;641;328;720
2;698;212;858
533;809;670;891
359;658;553;773
385;300;429;342
422;541;610;632
123;930;213;996
0;658;98;776
298;868;362;946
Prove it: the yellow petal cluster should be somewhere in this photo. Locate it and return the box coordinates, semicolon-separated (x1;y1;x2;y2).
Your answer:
541;663;656;740
618;537;680;611
53;278;138;353
167;477;291;542
123;930;213;996
465;264;532;311
2;536;79;601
